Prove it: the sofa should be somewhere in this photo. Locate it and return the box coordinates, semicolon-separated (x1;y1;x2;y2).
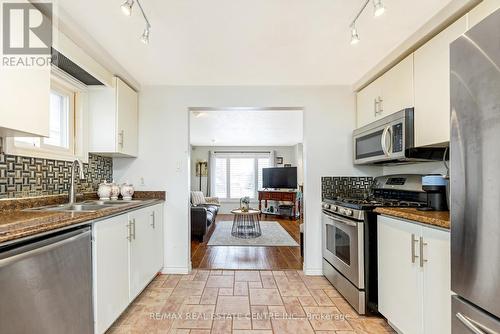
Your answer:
191;191;220;242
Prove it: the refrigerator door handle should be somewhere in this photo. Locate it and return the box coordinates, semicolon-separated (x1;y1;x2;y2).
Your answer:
456;312;495;334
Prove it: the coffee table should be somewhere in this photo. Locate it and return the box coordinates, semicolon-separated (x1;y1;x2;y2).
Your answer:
230;209;262;239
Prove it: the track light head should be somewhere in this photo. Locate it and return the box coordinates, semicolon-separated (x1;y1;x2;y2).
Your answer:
350;26;360;45
121;0;134;16
140;26;150;44
373;0;385;17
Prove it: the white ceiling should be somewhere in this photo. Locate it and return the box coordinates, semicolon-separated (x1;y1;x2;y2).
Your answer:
189;109;303;146
58;0;451;86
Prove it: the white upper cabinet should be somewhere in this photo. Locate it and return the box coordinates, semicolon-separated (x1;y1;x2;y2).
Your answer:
467;0;500;28
89;77;138;157
381;54;414;117
356;55;414;128
0;63;50;137
413;16;467;147
356;76;382;128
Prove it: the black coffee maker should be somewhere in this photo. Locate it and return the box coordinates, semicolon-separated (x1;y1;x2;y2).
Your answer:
418;175;448;211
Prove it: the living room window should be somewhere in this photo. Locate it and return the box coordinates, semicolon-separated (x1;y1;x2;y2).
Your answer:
212;152;271;200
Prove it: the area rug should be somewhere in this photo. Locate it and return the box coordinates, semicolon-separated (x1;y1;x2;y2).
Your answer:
207;221;299;247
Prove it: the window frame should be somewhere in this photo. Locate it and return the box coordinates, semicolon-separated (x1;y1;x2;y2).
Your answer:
212;152;271;201
5;69;89;163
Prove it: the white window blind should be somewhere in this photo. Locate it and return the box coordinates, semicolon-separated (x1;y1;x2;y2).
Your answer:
214;158;228;198
211;152;271;200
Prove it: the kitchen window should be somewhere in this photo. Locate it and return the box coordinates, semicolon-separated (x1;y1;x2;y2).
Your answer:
6;73;86;162
212;152;271;200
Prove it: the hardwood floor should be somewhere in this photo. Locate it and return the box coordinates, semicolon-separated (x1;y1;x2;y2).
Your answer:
191;214;303;270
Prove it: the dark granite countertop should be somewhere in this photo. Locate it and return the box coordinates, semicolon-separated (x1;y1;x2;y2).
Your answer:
0;191;165;245
374;207;450;229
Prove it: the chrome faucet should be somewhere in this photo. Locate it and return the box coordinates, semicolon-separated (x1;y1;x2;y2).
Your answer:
69;159;85;204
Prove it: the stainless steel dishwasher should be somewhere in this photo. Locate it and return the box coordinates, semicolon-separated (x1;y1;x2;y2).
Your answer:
0;227;93;334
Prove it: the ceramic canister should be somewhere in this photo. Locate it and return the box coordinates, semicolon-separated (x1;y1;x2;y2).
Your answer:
97;181;112;200
120;183;135;200
110;181;120;200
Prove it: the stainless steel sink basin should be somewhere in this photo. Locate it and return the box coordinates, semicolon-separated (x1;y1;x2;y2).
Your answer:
82;200;143;206
25;199;144;213
27;203;115;213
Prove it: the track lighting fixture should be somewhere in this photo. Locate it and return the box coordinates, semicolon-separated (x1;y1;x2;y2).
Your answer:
348;0;386;45
373;0;385;17
120;0;134;16
350;26;360;45
120;0;151;44
140;26;150;44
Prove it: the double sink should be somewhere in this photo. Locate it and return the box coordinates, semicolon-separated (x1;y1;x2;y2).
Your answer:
27;200;143;213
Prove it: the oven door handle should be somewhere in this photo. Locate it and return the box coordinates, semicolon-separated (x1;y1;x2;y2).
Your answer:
323;212;358;227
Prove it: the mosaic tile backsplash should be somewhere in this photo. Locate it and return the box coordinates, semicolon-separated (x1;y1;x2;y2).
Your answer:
0;153;112;199
321;176;375;200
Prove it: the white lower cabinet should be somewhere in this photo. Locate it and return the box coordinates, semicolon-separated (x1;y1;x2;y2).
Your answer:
378;215;450;334
93;204;164;334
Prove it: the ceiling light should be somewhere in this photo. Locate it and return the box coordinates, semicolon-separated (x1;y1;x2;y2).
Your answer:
121;0;134;16
350;26;360;45
373;0;385;17
120;0;152;44
140;26;150;44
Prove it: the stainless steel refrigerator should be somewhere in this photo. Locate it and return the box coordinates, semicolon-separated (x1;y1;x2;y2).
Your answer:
450;7;500;334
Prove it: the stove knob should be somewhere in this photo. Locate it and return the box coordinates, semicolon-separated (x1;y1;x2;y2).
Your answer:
323;203;330;210
331;205;338;212
345;209;353;216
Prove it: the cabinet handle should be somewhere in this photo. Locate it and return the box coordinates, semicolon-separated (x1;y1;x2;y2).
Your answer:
132;218;136;240
151;212;155;229
419;236;428;267
411;234;419;263
374;98;379;116
127;221;132;241
118;130;124;147
378;97;383;115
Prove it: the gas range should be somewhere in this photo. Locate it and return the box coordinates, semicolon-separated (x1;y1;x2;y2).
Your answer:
321;197;424;220
321;174;427;315
322;174;427;221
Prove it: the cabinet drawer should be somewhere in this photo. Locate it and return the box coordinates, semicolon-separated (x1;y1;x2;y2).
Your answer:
270;193;282;200
282;193;295;201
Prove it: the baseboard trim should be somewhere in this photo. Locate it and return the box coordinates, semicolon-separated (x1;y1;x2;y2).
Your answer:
161;266;191;275
303;268;324;276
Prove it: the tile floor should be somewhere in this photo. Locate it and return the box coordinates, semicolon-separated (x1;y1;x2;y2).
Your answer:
108;270;395;334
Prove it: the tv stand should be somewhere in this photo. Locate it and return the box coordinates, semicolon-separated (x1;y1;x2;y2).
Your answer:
258;190;301;220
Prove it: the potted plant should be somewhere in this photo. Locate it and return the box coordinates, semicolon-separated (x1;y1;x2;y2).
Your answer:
240;196;250;212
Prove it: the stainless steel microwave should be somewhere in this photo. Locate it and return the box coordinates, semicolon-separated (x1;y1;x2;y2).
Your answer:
353;108;447;165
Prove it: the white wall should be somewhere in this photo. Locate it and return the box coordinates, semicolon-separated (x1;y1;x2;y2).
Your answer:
113;85;374;275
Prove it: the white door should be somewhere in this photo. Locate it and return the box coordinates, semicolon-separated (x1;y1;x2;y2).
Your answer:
414;16;467;147
380;54;414;116
129;207;154;300
378;216;423;334
422;226;451;334
93;215;130;334
115;77;138;157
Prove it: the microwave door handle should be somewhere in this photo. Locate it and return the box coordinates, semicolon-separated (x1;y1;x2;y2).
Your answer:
381;126;392;156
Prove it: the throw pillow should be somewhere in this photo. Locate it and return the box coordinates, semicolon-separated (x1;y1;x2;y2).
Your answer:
191;191;206;205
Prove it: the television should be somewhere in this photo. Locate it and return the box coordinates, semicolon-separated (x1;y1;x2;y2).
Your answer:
262;167;297;189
